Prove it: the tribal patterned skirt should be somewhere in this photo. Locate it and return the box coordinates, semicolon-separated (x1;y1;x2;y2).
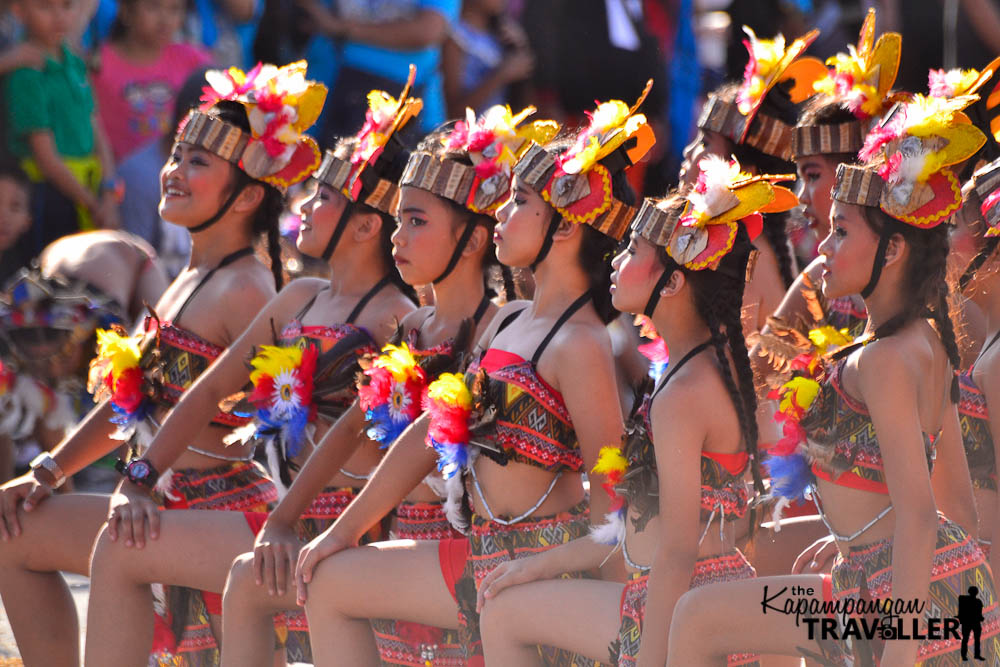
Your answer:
373;500;466;666
442;500;610;667
149;461;278;667
815;516;1000;665
613;550;760;667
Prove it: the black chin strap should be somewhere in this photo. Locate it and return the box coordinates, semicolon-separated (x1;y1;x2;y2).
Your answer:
530;213;563;270
321;201;354;262
643;269;674;319
188;179;249;234
860;231;892;299
433;220;479;284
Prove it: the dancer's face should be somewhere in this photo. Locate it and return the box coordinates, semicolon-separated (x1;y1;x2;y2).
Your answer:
296;181;350;258
159;143;239;228
795;155;838;236
679;129;732;185
817;201;882;299
494;175;554;268
391;186;465;285
610;232;665;314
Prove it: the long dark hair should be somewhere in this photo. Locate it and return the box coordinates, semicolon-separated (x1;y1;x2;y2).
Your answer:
836;207;961;403
210;101;285;291
653;216;765;496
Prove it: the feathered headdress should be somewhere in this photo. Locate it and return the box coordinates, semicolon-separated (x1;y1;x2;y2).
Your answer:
513;82;657;240
795;9;901;159
177;61;328;192
966;157;1000;237
700;29;824;161
835;94;987;227
813;9;901;120
315;64;423;213
633;156;798;270
400;105;559;214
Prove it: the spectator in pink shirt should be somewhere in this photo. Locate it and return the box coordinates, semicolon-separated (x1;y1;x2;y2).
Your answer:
91;0;210;163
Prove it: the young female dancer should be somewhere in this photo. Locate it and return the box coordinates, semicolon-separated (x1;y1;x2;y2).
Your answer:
290;91;653;666
473;158;798;666
952;158;1000;588
746;14;902;572
0;61;301;665
681;27;824;335
756;9;901;350
218;103;543;667
666;93;998;666
80;73;425;666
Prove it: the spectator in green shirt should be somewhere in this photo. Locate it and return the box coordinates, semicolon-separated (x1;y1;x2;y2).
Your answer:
5;0;118;256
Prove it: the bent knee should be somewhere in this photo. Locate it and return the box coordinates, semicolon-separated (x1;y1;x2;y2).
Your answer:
223;553;261;605
89;523;132;578
302;551;356;616
480;586;532;644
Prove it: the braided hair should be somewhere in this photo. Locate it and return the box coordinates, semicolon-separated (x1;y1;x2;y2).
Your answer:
211;101;285;290
835;207;961;402
654;227;765;496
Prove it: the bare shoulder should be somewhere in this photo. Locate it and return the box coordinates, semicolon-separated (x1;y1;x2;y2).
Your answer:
551;318;614;369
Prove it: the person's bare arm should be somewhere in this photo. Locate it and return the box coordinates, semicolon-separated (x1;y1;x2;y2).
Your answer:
634;382;705;666
858;343;939;665
218;0;258;23
300;1;450;50
959;0;1000;54
142;281;311;474
27;131;100;212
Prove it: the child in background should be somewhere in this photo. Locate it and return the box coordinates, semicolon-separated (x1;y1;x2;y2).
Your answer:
91;0;210;163
4;0;119;256
0;160;32;284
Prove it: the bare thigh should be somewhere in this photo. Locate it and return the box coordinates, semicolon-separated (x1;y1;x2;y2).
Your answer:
484;578;623;663
96;509;256;592
308;539;458;629
1;494;110;574
669;574;827;661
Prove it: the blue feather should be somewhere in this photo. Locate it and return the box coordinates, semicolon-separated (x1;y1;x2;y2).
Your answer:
764;452;814;503
430;437;468;479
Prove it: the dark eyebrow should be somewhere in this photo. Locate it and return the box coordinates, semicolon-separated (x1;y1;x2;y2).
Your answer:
399;207;427;215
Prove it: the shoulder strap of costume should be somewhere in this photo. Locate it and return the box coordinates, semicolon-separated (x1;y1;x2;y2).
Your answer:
650;339;713;400
172;246;254;323
530;290;593;366
472;292;491;326
345;274;393;324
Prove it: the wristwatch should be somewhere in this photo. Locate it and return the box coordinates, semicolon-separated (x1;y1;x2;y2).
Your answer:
115;458;159;490
29;452;67;488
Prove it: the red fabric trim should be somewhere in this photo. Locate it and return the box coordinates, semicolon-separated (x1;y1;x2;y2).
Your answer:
243;511;268;536
811;463;889;494
438;538;470;604
702;450;749;476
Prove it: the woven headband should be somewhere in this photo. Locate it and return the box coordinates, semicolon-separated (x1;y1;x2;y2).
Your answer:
399;152;478;210
512;143;637;241
314;146;400;214
831;163;884;208
176;112;250;166
697;94;796;162
793;121;866;158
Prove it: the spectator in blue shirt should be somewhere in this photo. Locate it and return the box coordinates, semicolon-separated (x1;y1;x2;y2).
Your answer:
298;0;460;139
